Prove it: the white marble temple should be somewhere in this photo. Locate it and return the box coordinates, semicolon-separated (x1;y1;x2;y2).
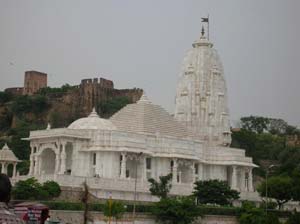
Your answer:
21;28;259;202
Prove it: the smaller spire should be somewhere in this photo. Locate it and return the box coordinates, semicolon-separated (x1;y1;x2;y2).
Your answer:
2;143;9;150
88;107;100;118
46;123;51;130
138;92;151;104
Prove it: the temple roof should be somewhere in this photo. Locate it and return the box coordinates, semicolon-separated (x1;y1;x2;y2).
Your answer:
110;94;189;138
68;108;116;130
0;143;20;162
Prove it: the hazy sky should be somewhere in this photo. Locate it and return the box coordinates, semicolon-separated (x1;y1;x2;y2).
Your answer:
0;0;299;126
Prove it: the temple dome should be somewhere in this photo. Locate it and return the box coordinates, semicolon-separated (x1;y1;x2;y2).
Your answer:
110;93;189;138
68;108;116;130
0;143;19;162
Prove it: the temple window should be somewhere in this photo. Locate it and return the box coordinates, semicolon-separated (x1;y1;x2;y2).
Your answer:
194;163;199;175
146;158;151;170
93;153;96;165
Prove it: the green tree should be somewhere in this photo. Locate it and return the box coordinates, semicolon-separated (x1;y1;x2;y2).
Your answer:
291;166;300;201
0;91;12;104
148;173;172;199
151;196;201;224
103;200;125;223
257;176;293;209
16;160;30;175
12;177;43;200
12;178;60;200
193;179;239;206
98;96;131;117
241;116;270;134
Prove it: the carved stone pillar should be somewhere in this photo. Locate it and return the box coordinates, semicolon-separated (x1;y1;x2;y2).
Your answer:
248;168;254;192
37;155;42;175
13;163;17;178
2;162;7;175
198;163;203;180
241;168;246;191
231;165;238;190
34;155;40;175
172;159;178;183
120;152;127;179
55;151;60;174
60;143;66;174
143;157;147;181
29;155;34;175
191;162;196;183
33;155;37;175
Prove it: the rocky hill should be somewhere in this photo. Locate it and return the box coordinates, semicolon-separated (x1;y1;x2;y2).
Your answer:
0;78;143;173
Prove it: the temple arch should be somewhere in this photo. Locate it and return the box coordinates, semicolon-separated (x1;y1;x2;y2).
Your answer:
40;148;56;174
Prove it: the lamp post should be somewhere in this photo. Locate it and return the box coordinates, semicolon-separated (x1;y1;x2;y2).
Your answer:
265;164;277;214
133;152;143;224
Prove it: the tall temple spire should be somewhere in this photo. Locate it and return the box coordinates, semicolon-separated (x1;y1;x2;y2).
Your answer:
174;29;231;147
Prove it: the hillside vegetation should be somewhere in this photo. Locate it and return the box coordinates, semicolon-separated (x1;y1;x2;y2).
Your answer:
231;116;300;188
0;86;133;174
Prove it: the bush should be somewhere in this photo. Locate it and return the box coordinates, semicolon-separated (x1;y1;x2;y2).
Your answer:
238;201;280;224
12;178;61;200
37;84;75;95
11;95;49;116
12;178;43;200
151;196;201;224
193;179;240;206
42;181;61;198
103;200;125;220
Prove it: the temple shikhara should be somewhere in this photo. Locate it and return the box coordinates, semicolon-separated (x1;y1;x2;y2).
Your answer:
20;28;258;201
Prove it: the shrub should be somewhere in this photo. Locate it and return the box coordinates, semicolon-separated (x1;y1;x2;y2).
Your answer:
193;179;240;206
12;178;61;200
103;200;125;220
42;181;61;198
151;196;201;224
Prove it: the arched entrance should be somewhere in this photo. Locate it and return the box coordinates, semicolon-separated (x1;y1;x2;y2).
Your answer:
40;148;56;174
7;164;14;177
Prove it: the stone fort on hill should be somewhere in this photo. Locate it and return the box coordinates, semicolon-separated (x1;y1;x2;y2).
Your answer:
4;71;143;119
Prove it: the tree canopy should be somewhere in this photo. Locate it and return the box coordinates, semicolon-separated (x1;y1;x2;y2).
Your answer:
257;176;293;209
148;173;172;199
12;178;61;200
151;196;201;224
238;201;280;224
193;179;239;206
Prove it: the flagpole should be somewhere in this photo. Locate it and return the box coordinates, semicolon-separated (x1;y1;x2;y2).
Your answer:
208;14;210;40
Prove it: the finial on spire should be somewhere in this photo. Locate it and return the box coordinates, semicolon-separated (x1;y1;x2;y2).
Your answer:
89;107;99;118
2;143;9;150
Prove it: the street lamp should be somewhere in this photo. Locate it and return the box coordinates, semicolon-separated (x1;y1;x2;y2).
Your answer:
265;164;277;214
133;152;143;224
